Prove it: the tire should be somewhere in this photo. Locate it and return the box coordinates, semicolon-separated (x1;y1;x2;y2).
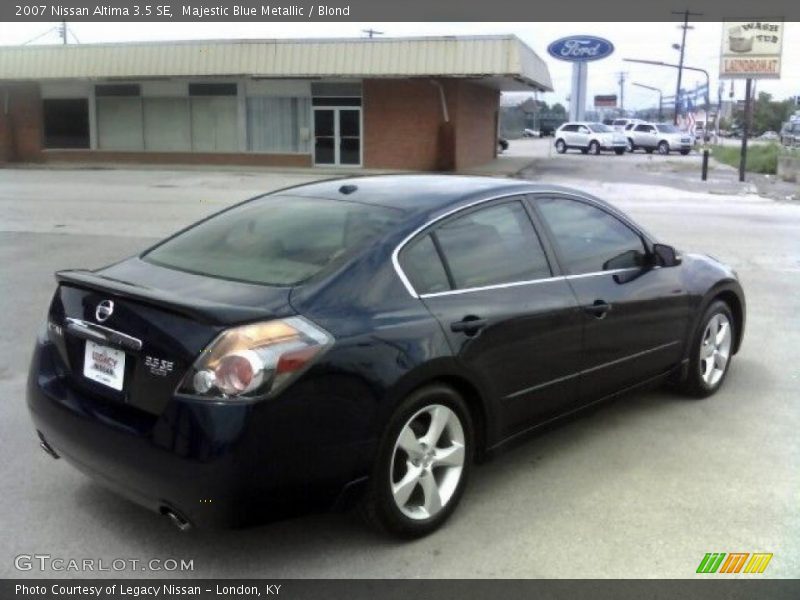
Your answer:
359;384;474;538
677;300;735;398
657;141;670;155
614;148;625;155
555;139;567;154
627;138;635;153
589;140;601;155
680;149;691;155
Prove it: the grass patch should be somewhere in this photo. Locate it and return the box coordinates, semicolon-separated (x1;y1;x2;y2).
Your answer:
711;143;781;174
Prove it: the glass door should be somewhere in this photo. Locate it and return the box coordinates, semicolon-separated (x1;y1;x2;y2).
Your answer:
313;107;361;166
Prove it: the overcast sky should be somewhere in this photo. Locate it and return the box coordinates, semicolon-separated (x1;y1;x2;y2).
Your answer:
1;21;798;110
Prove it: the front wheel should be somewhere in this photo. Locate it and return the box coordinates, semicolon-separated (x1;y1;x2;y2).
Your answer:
555;139;567;154
658;141;670;155
359;384;474;538
589;140;601;155
678;300;735;398
627;138;635;153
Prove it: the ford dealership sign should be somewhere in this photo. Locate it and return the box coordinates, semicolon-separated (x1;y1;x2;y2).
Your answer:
547;36;614;62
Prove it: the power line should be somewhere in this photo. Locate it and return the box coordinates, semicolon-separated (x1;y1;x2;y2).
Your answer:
21;26;58;46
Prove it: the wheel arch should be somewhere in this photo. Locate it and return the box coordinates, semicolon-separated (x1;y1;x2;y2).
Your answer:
686;282;746;359
382;361;495;461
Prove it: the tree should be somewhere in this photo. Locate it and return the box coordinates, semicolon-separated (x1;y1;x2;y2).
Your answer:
551;103;567;116
735;92;795;135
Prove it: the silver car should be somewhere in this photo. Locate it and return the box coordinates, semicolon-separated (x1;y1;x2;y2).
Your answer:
554;122;628;155
626;123;693;155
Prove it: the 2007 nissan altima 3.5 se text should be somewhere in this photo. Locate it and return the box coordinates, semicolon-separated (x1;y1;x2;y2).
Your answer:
27;175;745;537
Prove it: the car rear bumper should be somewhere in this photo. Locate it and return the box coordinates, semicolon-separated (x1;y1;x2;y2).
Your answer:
27;337;376;528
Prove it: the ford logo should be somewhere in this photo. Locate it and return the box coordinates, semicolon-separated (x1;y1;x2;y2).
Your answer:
95;300;114;323
547;36;614;62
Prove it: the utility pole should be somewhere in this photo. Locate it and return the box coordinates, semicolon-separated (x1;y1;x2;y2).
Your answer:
616;72;627;111
362;28;384;38
671;9;702;125
739;78;753;183
59;20;67;45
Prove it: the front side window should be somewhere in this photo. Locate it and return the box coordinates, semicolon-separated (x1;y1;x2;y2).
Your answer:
536;197;646;275
144;196;402;286
432;201;551;290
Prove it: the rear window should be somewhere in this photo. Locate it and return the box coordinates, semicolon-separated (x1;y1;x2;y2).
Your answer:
144;195;402;286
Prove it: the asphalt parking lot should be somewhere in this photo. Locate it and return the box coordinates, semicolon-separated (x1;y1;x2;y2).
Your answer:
1;149;798;578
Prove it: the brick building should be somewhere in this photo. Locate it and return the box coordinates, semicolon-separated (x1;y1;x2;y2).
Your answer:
0;35;552;171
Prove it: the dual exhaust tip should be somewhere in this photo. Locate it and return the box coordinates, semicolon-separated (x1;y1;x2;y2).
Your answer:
37;432;193;532
161;507;193;532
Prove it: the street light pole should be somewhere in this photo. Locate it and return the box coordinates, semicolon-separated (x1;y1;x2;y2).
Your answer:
671;10;702;125
624;58;711;180
632;83;663;122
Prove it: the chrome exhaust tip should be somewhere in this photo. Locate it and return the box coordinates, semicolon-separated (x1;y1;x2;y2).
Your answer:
39;439;60;459
162;508;193;532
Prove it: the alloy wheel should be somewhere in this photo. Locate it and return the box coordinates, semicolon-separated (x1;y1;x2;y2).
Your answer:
389;404;465;520
700;313;732;387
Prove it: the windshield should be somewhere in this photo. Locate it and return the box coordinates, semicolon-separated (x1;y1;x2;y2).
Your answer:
144;196;403;286
589;123;614;133
656;124;680;133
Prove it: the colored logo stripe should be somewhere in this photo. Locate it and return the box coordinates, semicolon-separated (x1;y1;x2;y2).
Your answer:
696;553;773;574
744;553;773;574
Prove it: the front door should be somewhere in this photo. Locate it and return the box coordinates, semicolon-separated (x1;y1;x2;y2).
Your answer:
532;194;691;403
313;107;361;166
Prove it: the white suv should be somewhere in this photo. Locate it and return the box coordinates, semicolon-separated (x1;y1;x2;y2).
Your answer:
626;122;694;155
554;122;628;155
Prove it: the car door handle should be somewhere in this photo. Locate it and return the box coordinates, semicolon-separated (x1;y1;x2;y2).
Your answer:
450;316;487;336
583;300;612;319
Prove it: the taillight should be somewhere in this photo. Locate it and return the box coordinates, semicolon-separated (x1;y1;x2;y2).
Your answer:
178;316;333;400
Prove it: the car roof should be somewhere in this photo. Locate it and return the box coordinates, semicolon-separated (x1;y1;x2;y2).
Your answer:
267;175;598;216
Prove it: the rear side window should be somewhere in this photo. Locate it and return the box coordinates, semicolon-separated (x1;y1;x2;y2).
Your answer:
399;235;450;295
144;196;402;286
434;201;551;290
536;197;646;275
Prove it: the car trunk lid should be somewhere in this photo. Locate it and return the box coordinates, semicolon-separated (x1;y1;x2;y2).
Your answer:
48;259;295;414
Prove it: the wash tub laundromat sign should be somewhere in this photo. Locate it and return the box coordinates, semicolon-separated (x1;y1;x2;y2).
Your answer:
719;20;784;79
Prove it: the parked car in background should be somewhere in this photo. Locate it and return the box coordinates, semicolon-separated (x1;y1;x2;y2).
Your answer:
780;122;800;147
612;118;643;131
555;122;627;155
626;123;693;155
27;175;746;537
522;128;540;138
757;131;779;142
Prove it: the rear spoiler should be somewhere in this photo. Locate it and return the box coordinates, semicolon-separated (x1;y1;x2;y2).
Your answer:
55;269;270;326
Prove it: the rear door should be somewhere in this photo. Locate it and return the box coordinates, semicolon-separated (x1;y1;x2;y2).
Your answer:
531;194;690;403
398;197;583;437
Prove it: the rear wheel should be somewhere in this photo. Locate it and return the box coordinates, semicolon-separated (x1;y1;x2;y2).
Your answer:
658;141;670;155
589;140;601;155
555;139;567;154
678;300;735;398
627;138;635;153
359;384;474;538
614;148;625;155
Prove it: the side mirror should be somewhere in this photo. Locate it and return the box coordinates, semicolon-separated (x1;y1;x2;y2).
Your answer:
652;243;682;267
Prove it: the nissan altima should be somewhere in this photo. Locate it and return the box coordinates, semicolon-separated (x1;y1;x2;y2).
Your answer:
27;175;745;537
